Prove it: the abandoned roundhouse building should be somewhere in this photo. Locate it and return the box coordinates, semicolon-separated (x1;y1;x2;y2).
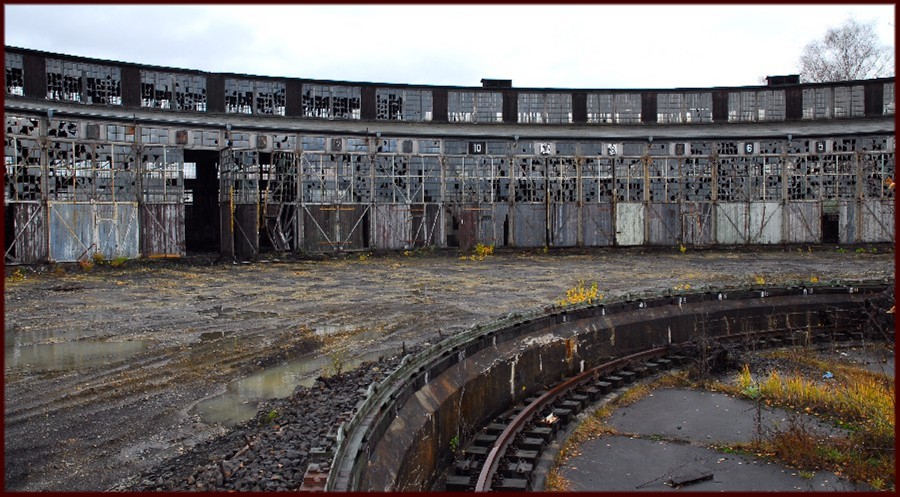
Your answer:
3;46;895;263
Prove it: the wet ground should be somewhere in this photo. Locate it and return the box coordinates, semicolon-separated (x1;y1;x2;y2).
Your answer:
556;344;895;492
561;434;861;491
3;246;894;491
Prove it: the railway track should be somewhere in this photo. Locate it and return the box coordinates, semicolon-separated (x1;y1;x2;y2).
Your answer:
323;281;890;492
451;326;867;491
458;294;877;492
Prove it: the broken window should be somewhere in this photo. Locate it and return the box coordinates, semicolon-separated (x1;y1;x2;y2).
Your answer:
418;139;441;155
833;85;865;118
717;157;754;202
614;158;644;202
373;155;408;202
175;74;207;112
587;93;614;123
682;158;713;201
448;92;475;122
656;94;684;124
141;71;207;111
802;87;832;120
860;153;895;199
684;93;713;123
302;84;361;119
191;130;220;148
756;90;785;121
517;93;573;124
5;53;24;96
5;137;42;201
142;71;173;109
376;89;433;121
225;79;254;114
647;158;679;202
141;146;183;203
271;134;297;151
518;93;543;123
580;157;614;203
656;93;712;124
254;80;286;116
614;94;641;124
83;64;122;105
227;132;251;149
546;157;578;202
6;115;39;138
223;78;287;115
301;153;345;203
46;59;121;105
44;142;138;202
448;91;502;123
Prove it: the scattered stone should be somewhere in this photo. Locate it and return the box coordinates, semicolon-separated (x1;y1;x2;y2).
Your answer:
126;351;412;491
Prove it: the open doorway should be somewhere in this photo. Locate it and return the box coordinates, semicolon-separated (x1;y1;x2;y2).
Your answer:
184;149;220;253
821;213;840;244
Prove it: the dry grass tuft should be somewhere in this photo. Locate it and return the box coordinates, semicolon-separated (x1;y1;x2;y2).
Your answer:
723;351;895;490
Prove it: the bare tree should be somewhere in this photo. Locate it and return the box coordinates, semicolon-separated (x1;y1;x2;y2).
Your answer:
798;18;895;82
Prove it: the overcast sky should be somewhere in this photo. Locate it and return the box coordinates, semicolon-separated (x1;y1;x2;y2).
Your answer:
5;4;895;89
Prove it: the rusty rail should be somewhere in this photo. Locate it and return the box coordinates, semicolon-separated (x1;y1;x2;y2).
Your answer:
473;347;667;491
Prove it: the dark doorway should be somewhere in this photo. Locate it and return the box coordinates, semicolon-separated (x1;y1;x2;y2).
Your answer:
503;215;510;246
446;209;460;247
184;149;220;252
821;213;840;244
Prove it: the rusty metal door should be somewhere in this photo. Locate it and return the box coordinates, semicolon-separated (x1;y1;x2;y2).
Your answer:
47;201;140;261
715;202;748;245
140;145;185;257
681;202;713;246
582;203;614;246
784;201;820;243
646;202;681;246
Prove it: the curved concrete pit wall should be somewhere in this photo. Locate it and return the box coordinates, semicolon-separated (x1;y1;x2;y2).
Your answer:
356;287;885;491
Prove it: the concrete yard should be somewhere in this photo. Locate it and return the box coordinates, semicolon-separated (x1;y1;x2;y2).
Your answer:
3;246;894;491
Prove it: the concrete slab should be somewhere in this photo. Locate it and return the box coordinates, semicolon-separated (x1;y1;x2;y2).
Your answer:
605;388;848;444
817;346;894;379
559;435;866;491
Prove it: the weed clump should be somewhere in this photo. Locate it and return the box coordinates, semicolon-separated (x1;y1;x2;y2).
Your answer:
727;353;895;489
558;280;602;306
459;243;494;262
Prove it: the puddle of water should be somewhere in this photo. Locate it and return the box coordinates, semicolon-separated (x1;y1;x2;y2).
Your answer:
4;340;149;373
192;348;386;426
